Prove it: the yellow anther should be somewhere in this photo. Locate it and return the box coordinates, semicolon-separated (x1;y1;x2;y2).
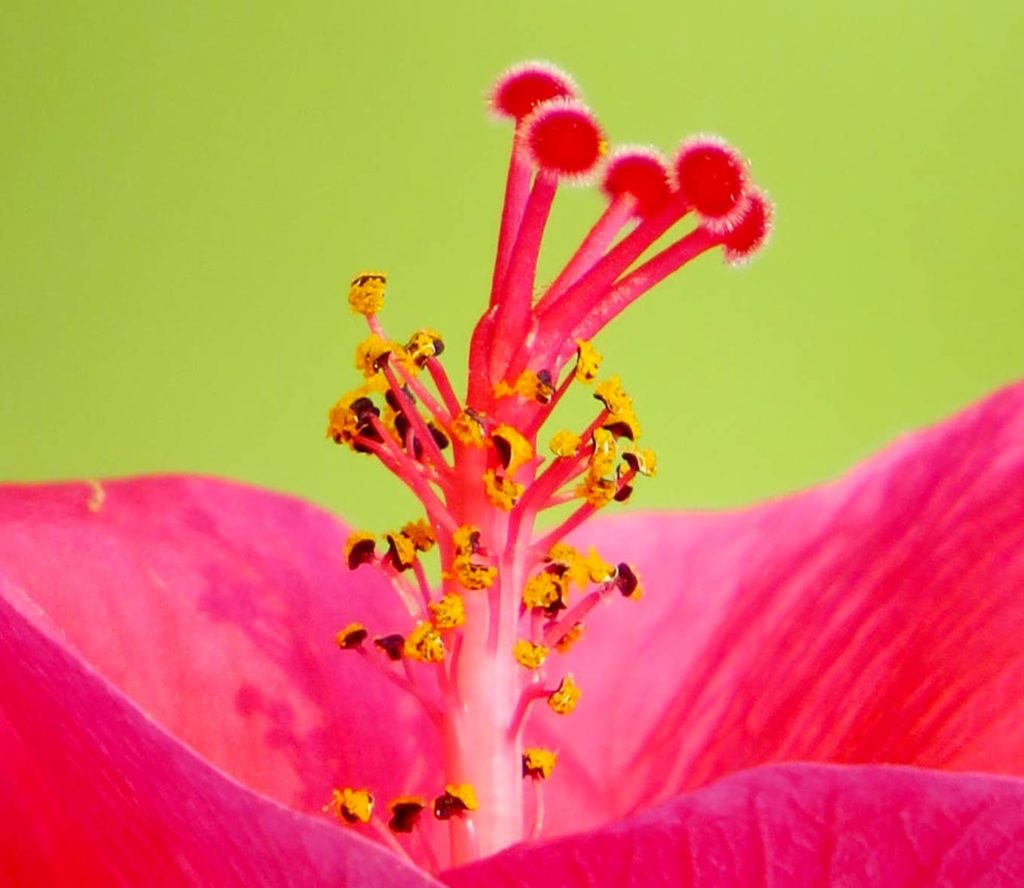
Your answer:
547;674;582;715
616;563;644;601
492;424;534;475
547;543;590;589
483;469;524;511
405;329;445;367
327;387;383;449
593;376;632;415
335;622;368;649
513;639;550;670
405;621;446;662
387;796;427;833
385;531;417;571
604;407;641;441
577;471;617;507
447;556;498;591
575;340;603;383
429;592;466;630
348;271;387;316
401;518;436;552
522;748;558;780
452;524;482;556
583;547;615;584
549;430;582;458
494;370;555;404
590;427;617;478
451;410;487;447
344;531;377;569
522;570;568;610
326;787;374;824
554;622;585;653
355;334;392;378
446;526;497;589
623;447;657;477
327;398;361;445
445;783;478;812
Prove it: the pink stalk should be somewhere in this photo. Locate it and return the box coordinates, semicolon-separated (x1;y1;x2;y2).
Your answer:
529;778;545;840
425;358;461;420
362;418;457;534
441;447;526;863
411;560;433;609
392;360;454;430
543;583;616;647
356;648;442;721
570;226;721;348
523;365;575;438
514;410;609;521
380;562;425;618
507;682;549;739
532;466;639;557
380;361;451;476
533;192;637;315
515;194;690;376
488;171;559;383
489;144;534;306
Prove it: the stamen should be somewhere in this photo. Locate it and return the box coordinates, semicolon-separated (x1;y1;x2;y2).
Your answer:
433;784;479;820
547;674;582;715
344;531;377;569
348;272;387;316
522;747;557;780
326;787;374;825
387;796;427;834
404;622;446;663
374;634;405;662
553;621;585;653
513;639;550;670
335;623;369;650
574;340;602;383
385;530;418;571
483;469;524;510
429;592;467;629
492;424;534;475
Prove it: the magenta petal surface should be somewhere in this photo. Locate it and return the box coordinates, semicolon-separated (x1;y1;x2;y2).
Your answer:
442;764;1024;887
533;381;1024;833
0;586;437;887
0;475;437;815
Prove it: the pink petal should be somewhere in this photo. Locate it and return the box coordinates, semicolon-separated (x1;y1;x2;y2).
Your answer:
533;381;1024;834
442;764;1024;887
0;584;437;886
0;476;439;818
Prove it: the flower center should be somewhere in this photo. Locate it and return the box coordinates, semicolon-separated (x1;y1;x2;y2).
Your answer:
323;61;772;872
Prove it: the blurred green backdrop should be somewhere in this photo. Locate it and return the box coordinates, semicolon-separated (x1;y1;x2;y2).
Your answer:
2;1;1022;530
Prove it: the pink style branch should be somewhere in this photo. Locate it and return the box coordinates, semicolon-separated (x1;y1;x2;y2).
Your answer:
2;61;1024;888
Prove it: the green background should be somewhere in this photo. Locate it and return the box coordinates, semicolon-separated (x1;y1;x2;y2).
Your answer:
2;1;1022;530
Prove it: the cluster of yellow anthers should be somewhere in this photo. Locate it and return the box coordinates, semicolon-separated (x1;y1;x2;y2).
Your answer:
324;783;478;835
324;268;650;842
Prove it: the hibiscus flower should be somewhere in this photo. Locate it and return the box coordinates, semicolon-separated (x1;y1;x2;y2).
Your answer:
2;62;1023;887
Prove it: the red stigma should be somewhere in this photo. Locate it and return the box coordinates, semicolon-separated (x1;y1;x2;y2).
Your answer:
601;148;674;217
722;189;774;264
524;99;605;178
491;62;577;121
675;137;748;227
